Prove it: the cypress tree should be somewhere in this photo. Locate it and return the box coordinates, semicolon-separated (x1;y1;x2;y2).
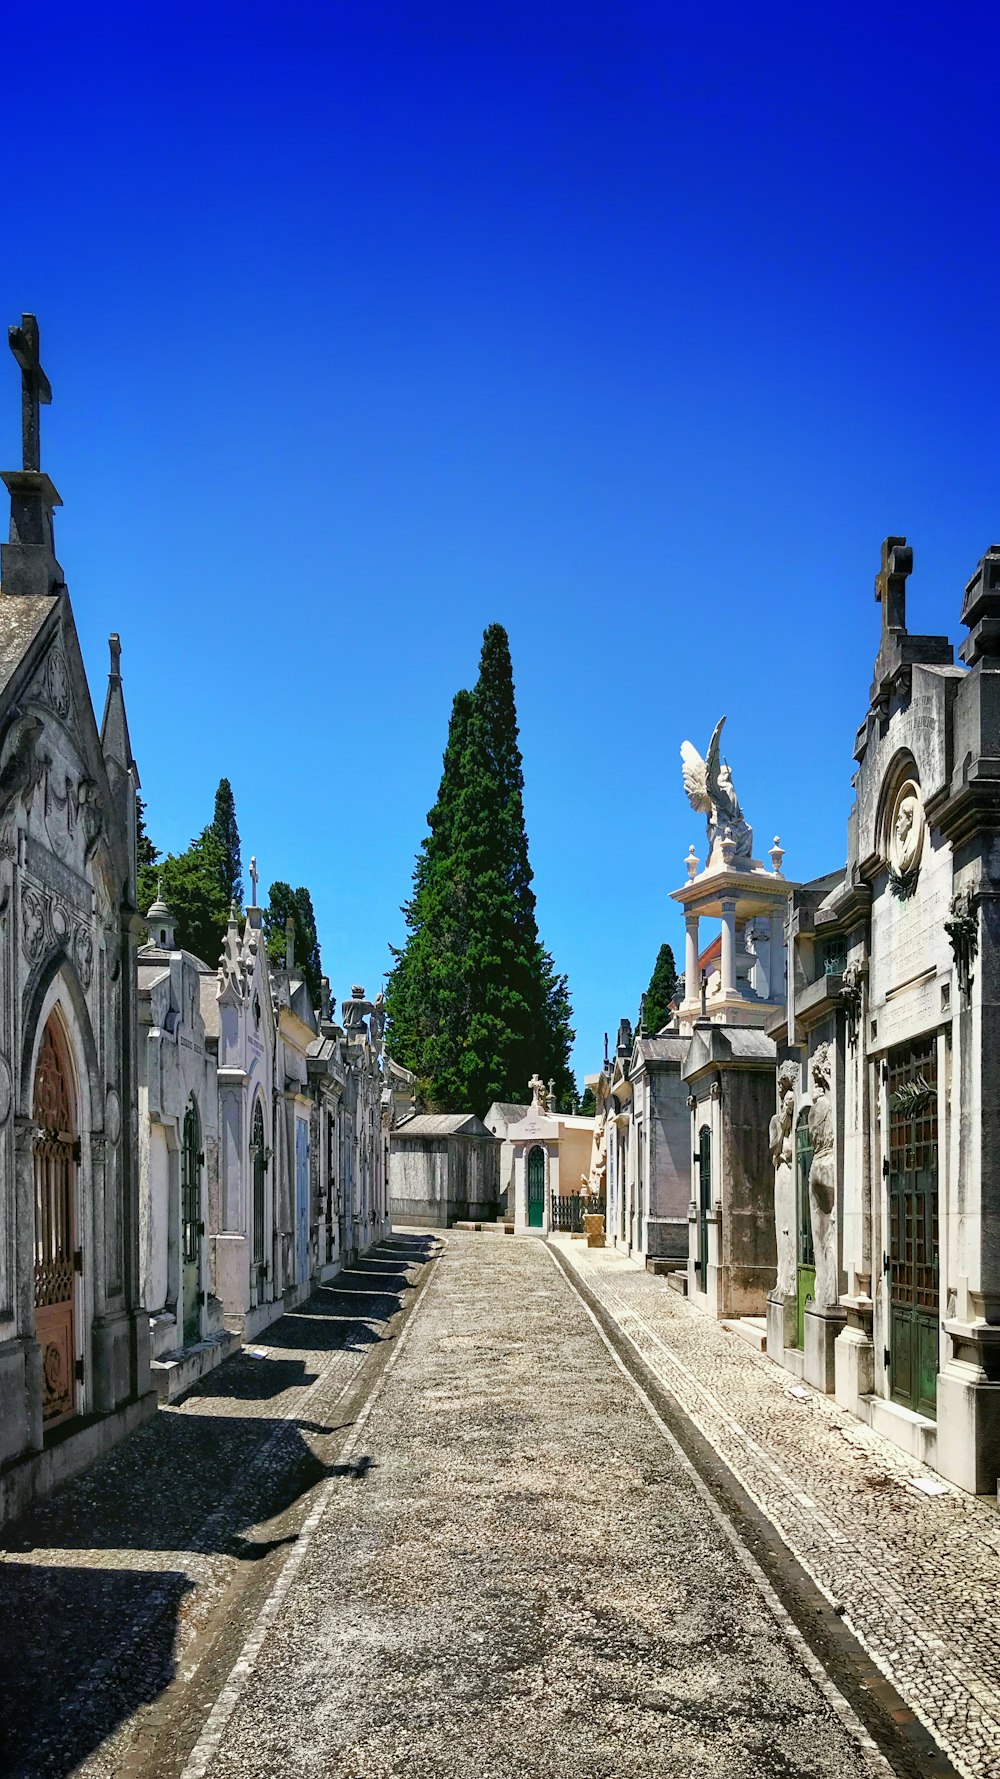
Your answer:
265;881;324;1010
211;777;243;908
642;941;680;1035
385;625;575;1114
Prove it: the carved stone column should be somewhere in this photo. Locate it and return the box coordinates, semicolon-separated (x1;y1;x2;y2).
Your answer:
685;915;700;1005
720;900;737;995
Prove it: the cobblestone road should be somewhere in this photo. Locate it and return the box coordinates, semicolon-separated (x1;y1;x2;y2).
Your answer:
552;1235;1000;1779
1;1231;966;1778
175;1233;896;1779
0;1237;437;1779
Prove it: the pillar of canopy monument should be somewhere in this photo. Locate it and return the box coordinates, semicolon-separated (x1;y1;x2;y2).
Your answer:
672;719;797;1321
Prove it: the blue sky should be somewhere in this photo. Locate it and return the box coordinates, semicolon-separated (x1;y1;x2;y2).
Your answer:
3;3;998;1083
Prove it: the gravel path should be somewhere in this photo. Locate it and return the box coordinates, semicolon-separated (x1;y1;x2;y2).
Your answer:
184;1231;892;1779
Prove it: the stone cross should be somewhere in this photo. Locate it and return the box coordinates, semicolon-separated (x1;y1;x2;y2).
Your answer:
8;314;51;473
528;1072;544;1110
875;536;912;639
249;855;259;907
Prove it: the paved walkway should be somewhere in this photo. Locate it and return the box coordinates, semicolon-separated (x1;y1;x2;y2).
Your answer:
0;1237;437;1779
551;1235;1000;1779
169;1232;894;1778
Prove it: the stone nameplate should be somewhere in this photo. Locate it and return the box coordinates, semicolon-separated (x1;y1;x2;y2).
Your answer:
26;836;91;910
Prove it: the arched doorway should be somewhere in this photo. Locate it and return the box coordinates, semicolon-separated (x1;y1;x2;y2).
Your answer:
527;1145;545;1228
181;1099;203;1345
251;1099;267;1302
33;1015;79;1427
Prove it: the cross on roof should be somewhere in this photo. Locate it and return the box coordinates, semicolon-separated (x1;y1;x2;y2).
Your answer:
875;536;912;640
8;314;51;473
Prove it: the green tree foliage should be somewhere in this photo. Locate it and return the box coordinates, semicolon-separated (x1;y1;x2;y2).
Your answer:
211;777;243;907
642;941;680;1035
136;797;232;968
386;624;576;1115
157;828;228;966
264;881;324;1010
579;1083;597;1116
136;795;160;916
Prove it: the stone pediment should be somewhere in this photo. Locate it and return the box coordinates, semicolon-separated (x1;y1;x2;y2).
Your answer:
852;661;965;875
0;603;130;897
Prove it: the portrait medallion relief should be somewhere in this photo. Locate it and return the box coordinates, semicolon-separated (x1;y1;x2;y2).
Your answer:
887;777;925;895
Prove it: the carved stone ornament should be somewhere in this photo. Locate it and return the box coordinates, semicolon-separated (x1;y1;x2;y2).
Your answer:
0;1051;11;1125
944;887;979;999
73;924;94;989
840;961;864;1047
21;884;46;961
105;1087;122;1147
887;778;925;898
46;647;71;718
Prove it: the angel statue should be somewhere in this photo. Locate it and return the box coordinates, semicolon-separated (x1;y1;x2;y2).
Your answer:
680;716;754;870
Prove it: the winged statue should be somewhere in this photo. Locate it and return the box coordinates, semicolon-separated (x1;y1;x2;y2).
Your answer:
680;715;754;869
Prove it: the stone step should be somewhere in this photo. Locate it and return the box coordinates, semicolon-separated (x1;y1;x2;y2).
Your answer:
720;1316;768;1353
665;1270;689;1296
646;1257;677;1277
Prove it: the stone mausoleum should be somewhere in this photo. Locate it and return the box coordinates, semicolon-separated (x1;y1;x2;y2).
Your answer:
0;317;154;1522
767;539;1000;1493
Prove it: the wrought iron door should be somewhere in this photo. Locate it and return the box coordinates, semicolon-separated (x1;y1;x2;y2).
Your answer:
887;1039;939;1417
527;1145;545;1227
795;1116;816;1349
295;1118;310;1284
251;1099;267;1300
33;1019;78;1426
697;1125;711;1287
181;1101;202;1345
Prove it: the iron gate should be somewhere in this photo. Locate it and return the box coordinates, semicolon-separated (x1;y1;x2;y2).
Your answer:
887;1038;939;1418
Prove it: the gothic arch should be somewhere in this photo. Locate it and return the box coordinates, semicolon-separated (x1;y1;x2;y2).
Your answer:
20;954;97;1132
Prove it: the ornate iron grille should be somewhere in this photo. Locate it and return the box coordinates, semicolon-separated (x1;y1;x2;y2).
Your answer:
888;1038;938;1314
181;1101;201;1265
251;1099;266;1288
33;1018;77;1425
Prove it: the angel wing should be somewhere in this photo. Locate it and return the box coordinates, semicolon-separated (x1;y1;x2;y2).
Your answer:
704;716;731;813
680;739;711;813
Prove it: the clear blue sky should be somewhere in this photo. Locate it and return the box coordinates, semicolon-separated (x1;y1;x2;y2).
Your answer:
3;3;998;1084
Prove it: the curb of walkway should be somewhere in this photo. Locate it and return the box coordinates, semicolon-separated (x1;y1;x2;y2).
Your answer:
547;1239;961;1779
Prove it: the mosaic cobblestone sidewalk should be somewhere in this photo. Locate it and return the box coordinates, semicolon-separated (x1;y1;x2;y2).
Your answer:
0;1236;436;1779
551;1235;1000;1779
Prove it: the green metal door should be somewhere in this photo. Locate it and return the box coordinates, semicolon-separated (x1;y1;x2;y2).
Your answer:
181;1100;202;1346
795;1117;815;1349
697;1126;711;1287
887;1040;938;1418
527;1145;545;1228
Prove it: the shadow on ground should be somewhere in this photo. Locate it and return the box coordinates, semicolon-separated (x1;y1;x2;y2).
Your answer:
0;1237;433;1777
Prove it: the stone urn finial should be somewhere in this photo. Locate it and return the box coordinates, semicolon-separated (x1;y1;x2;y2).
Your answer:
720;827;737;871
685;843;699;883
769;835;784;876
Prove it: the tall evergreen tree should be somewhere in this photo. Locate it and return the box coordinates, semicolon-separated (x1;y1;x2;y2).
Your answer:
642;941;680;1034
265;881;324;1010
136;795;161;917
211;778;243;907
385;625;575;1114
